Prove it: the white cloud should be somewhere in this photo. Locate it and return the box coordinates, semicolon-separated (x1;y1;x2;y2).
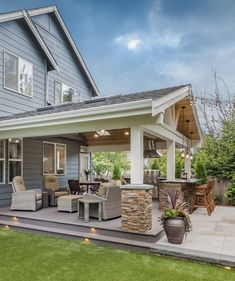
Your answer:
115;35;142;50
158;32;183;48
127;39;141;50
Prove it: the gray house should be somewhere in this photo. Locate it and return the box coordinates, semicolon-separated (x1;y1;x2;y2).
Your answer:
0;6;202;209
0;5;99;206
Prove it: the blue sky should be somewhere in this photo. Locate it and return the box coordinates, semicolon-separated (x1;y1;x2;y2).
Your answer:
1;0;235;98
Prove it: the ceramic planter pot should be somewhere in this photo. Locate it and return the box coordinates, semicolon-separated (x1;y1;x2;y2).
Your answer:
164;217;185;244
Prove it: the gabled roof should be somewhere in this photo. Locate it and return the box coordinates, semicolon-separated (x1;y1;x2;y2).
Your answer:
28;5;99;97
0;5;100;96
0;85;189;121
0;9;59;72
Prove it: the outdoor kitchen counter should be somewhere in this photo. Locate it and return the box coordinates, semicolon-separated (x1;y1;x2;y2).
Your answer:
158;178;199;210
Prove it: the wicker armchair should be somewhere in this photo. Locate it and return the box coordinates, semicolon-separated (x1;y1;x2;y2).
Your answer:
43;176;69;206
11;176;42;211
89;181;122;220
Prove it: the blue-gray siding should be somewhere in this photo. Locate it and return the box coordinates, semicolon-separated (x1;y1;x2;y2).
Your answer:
0;14;95;117
32;13;94;103
0;19;46;116
0;137;81;207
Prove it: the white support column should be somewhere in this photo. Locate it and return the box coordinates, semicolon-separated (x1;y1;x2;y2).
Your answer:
184;157;192;179
167;140;175;181
130;126;144;184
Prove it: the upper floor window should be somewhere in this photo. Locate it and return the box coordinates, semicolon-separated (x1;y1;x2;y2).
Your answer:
4;52;33;97
55;81;80;104
0;140;5;184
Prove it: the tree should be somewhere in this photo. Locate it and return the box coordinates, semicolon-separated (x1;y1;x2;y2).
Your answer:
195;119;235;180
195;68;235;135
194;155;207;184
92;152;130;177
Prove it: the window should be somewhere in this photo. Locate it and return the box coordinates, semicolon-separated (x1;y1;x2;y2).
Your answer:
43;142;66;175
8;138;23;183
55;81;80;104
4;52;33;97
0;140;5;184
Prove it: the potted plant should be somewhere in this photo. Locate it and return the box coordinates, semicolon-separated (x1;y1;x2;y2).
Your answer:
159;190;192;244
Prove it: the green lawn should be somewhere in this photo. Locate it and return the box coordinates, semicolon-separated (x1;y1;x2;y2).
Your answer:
0;229;234;281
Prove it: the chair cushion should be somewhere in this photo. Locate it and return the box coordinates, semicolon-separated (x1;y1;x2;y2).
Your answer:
54;191;69;197
98;186;108;198
58;195;82;201
13;176;26;192
36;193;42;200
98;181;120;198
44;176;59;191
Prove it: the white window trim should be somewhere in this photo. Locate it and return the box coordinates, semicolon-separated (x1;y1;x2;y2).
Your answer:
43;141;67;175
8;138;23;184
0;140;6;185
3;50;33;98
54;80;80;104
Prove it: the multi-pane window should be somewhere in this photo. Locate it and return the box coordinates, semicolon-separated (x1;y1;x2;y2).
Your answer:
0;140;5;184
4;52;33;97
55;81;80;104
8;138;23;183
43;142;66;175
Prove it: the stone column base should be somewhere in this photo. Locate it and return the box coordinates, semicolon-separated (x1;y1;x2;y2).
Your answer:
120;184;153;233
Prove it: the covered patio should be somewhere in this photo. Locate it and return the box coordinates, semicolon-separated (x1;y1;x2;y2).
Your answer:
0;84;202;237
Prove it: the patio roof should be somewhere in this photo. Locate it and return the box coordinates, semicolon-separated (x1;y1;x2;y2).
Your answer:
0;85;188;121
0;84;201;146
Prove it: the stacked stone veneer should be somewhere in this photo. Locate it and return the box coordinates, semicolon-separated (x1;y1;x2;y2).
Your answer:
121;185;153;233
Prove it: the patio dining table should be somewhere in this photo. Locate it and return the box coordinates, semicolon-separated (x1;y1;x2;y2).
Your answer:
79;182;101;194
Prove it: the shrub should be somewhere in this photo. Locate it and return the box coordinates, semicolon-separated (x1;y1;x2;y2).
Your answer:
112;164;121;180
225;175;235;205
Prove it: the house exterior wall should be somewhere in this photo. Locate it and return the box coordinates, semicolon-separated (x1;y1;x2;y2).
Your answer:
0;137;81;207
0;19;46;116
0;14;95;118
31;13;95;104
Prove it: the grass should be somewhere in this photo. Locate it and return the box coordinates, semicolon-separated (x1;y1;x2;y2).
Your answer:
0;229;234;281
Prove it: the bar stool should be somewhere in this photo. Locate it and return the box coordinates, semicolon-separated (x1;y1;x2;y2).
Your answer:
191;180;215;215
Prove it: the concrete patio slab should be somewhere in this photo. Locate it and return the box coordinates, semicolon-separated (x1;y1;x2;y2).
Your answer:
151;206;235;266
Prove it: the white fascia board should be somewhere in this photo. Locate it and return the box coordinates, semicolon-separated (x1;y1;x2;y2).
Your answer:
28;5;100;97
27;6;55;16
0;99;153;131
152;85;191;116
0;11;23;23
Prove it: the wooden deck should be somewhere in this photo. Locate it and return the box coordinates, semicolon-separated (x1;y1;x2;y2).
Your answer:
0;200;163;251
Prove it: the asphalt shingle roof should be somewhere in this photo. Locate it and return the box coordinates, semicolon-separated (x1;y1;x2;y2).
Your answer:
0;85;189;121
